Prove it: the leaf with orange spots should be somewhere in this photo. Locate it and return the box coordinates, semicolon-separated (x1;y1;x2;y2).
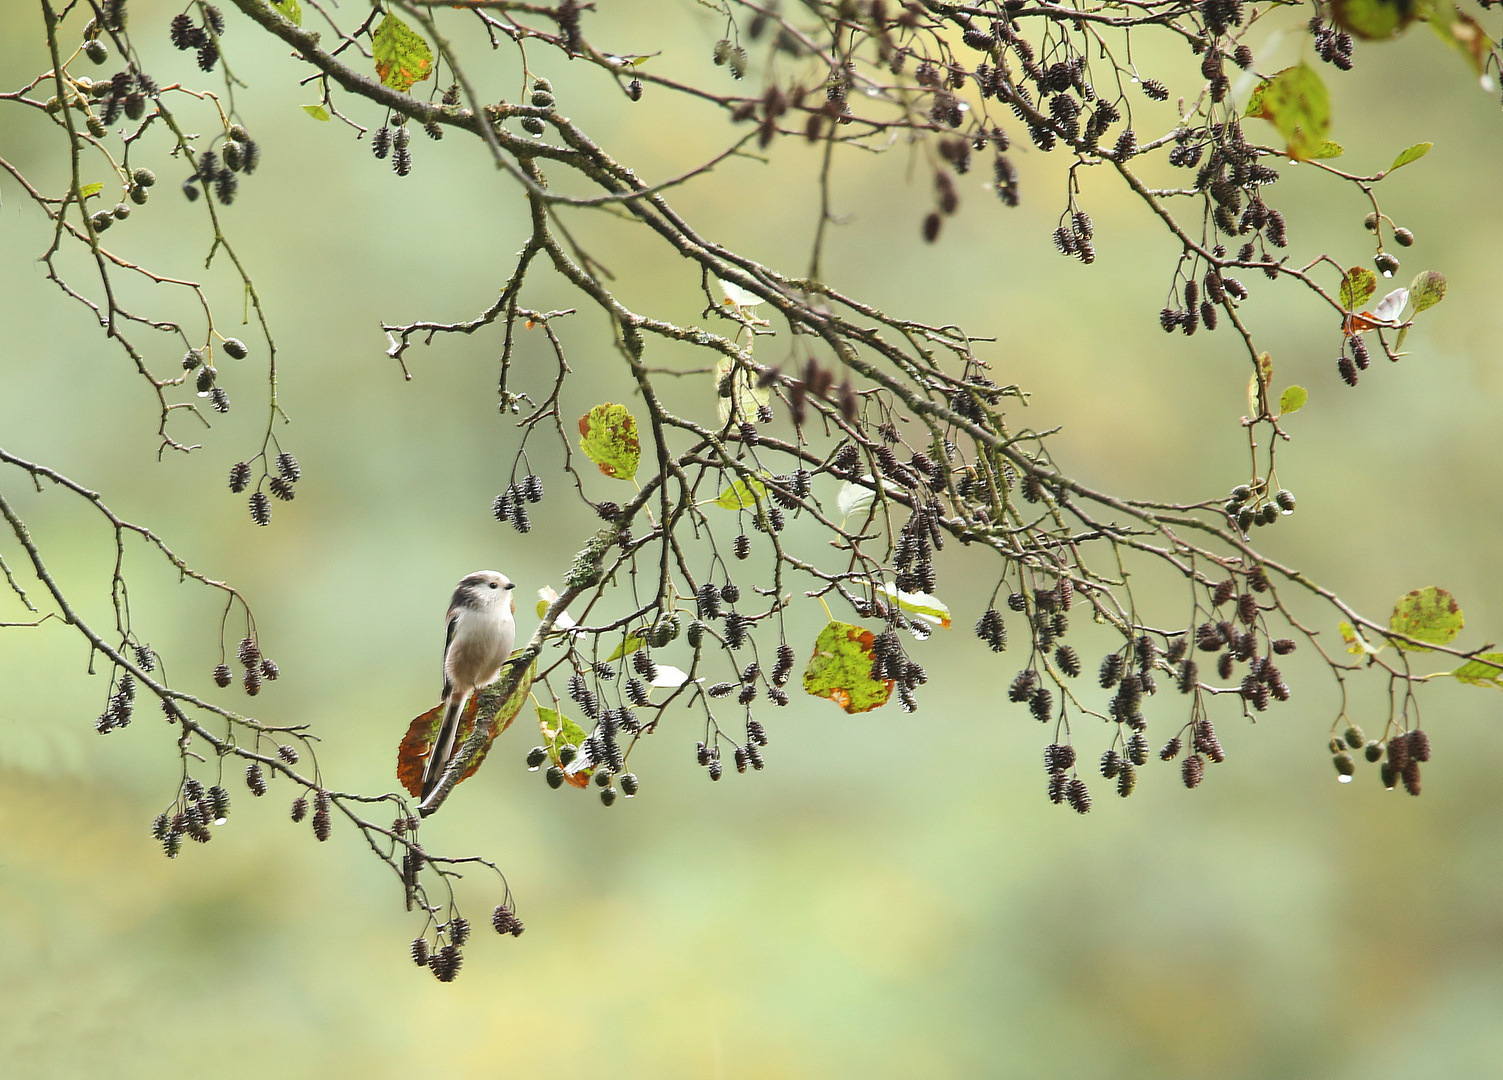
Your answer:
1389;587;1464;652
1339;266;1378;311
578;404;641;481
802;621;893;713
372;14;433;93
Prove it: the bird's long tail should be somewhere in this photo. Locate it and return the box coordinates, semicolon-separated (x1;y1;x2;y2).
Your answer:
421;693;466;801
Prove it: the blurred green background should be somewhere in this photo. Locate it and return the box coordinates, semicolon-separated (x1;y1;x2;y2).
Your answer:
3;2;1502;1077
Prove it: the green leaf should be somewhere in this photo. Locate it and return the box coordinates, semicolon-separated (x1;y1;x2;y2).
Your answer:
1452;652;1503;687
272;0;303;26
1409;270;1447;313
1395;325;1411;352
577;403;641;481
877;584;952;628
1278;385;1308;415
1259;63;1331;161
1339;266;1378;310
1388;142;1433;173
1389;586;1464;652
714;356;772;426
605;631;647;662
372;13;434;93
1331;0;1420;40
715;475;767;510
537;706;588;757
78;182;103;199
302;104;330;121
1308;140;1345;159
802;621;894;714
1243;71;1283;120
538;705;593;786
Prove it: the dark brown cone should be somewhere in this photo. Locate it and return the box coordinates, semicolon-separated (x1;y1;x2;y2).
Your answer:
1402;759;1422;796
1407;728;1431;762
1065;778;1091;814
1387;734;1410;771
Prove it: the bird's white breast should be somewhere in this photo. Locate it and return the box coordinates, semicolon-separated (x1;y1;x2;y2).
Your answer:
445;602;516;694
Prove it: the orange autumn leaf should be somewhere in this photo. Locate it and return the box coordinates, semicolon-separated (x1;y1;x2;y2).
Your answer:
396;656;538;797
397;696;479;798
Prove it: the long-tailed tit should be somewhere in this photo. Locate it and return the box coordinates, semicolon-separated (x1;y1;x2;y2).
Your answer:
420;570;517;801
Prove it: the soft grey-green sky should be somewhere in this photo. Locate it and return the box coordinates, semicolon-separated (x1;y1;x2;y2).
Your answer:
2;2;1502;1077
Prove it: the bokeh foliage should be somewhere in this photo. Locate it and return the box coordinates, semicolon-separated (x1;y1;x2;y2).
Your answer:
2;0;1503;1076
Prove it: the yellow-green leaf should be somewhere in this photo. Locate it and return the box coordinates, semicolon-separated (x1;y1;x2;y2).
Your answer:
605;631;647;662
537;706;592;786
1389;142;1433;173
78;181;103;199
1244;71;1284;120
1332;0;1419;40
715;475;767;510
372;13;434;93
1308;140;1345;159
578;403;641;481
1279;385;1307;415
1409;270;1446;313
1340;620;1381;656
1453;652;1503;687
1389;586;1464;652
802;621;893;714
302;104;330;121
1340;266;1378;310
537;706;587;755
272;0;303;26
1260;63;1330;161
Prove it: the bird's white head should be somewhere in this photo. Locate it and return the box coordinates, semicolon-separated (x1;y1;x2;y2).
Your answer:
450;570;516;614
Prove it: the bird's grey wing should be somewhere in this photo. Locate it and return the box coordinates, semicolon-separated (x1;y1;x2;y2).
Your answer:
441;612;458;699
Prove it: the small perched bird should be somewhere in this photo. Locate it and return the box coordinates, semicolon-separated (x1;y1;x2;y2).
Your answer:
421;570;517;801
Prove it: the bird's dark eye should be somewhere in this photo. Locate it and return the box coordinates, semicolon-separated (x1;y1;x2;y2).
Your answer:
488;582;499;589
